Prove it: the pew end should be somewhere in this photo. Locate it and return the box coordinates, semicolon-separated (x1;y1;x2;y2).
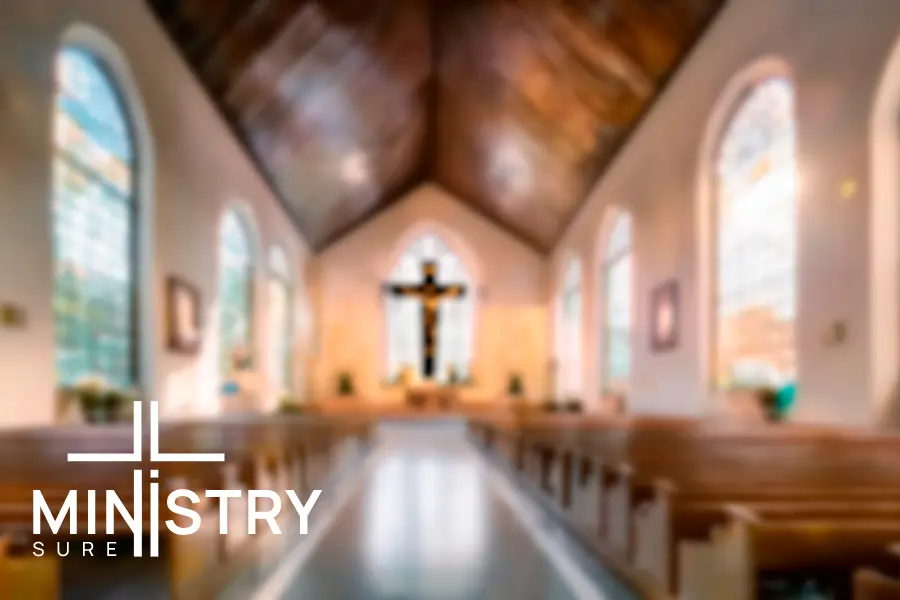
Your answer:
854;568;900;599
0;534;60;600
631;478;676;582
683;517;900;600
603;463;634;552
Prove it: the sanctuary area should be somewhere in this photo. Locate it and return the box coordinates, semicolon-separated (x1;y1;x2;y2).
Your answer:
1;0;900;599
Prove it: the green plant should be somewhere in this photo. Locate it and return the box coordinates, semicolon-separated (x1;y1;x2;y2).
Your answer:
754;386;782;422
541;399;558;413
507;373;524;397
337;372;355;396
564;398;583;413
68;378;131;424
277;396;304;414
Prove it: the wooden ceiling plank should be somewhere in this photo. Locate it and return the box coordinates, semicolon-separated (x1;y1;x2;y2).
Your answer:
569;0;689;79
180;0;263;62
438;70;586;171
202;0;305;94
225;2;333;110
315;111;427;243
500;1;653;118
240;0;426;176
147;0;727;254
553;0;727;243
238;0;398;130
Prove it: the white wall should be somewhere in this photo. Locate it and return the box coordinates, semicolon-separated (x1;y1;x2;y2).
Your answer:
7;0;900;427
0;0;312;425
552;0;900;426
312;184;549;401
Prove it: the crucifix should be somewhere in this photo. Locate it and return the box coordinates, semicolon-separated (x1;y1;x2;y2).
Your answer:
384;261;467;379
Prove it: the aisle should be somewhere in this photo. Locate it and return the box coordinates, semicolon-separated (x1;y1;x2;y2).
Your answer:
247;420;633;600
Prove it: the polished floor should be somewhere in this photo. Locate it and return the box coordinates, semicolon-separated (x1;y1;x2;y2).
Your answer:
238;420;635;600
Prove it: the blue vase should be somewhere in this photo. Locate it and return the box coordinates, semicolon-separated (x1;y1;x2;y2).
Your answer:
775;382;796;418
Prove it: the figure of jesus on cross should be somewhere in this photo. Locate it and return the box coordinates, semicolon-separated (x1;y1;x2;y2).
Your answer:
384;261;467;379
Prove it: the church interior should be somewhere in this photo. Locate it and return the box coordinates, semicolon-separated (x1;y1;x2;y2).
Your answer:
2;0;900;598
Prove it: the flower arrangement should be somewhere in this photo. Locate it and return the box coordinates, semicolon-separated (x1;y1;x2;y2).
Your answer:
754;385;795;423
277;394;304;414
507;373;524;397
563;397;583;413
337;371;355;396
66;376;133;424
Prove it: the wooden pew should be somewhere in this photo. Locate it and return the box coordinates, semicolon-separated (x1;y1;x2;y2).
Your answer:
0;535;59;599
619;426;900;589
469;413;900;599
681;507;900;600
510;418;900;560
0;413;373;599
669;501;900;596
854;568;900;599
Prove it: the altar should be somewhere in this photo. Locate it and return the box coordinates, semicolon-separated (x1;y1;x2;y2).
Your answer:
405;384;459;410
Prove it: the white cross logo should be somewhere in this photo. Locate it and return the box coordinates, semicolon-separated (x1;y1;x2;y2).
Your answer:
67;401;225;463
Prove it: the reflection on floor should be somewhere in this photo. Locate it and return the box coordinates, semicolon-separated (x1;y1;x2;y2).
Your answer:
241;419;635;600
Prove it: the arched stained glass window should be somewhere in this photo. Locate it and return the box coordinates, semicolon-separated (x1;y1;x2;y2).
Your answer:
715;77;797;388
293;289;312;395
602;214;632;392
384;234;473;383
219;210;254;374
52;47;137;388
557;259;583;400
267;245;292;392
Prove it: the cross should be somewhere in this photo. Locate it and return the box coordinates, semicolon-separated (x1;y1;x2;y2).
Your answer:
384;261;467;379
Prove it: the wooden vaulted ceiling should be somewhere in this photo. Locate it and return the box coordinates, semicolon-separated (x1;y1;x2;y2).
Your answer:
148;0;725;253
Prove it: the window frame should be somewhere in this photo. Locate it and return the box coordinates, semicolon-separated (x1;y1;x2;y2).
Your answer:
601;214;632;393
218;209;255;375
712;76;797;389
52;45;141;388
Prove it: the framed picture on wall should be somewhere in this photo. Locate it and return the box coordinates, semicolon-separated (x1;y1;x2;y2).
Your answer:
650;280;679;352
165;275;202;354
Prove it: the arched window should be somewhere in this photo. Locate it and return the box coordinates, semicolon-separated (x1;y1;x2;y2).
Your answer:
267;246;292;393
715;77;797;388
218;210;254;374
384;234;473;383
293;289;312;395
52;47;137;388
557;259;583;400
601;214;632;392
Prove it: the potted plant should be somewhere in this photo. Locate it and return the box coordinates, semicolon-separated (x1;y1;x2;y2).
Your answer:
69;378;131;424
336;372;355;396
564;397;583;413
541;399;558;413
103;388;132;422
507;373;524;397
755;386;785;422
278;394;304;414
